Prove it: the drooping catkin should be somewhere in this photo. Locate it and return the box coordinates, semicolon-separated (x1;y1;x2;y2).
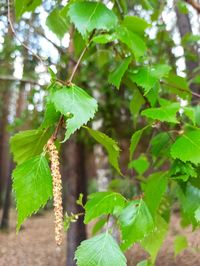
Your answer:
47;138;63;246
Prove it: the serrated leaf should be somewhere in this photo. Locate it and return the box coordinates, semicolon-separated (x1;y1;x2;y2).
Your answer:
84;191;126;224
119;199;154;250
50;84;98;141
141;216;168;263
142;103;180;123
142;172;167;217
108;57;131;89
84;127;121;175
12;155;53;230
128;65;171;94
15;0;42;20
46;9;69;39
75;232;127;266
10;129;51;164
41;102;60;129
116;26;147;59
171;129;200;164
130;125;150;160
122;16;149;35
68;2;117;38
174;235;188;256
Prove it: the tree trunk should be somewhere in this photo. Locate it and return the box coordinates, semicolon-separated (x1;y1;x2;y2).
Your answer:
62;137;87;266
175;6;199;94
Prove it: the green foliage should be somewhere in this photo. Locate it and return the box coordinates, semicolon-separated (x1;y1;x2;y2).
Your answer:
129;154;149;175
75;232;127;266
174;235;188;256
68;2;117;38
84;127;122;174
46;9;69;39
50;84;98;141
15;0;42;20
128;64;171;94
41;102;60;129
122;16;149;35
12;155;53;230
10;129;51;164
143;172;167;217
92;218;107;236
84;191;126;223
142;103;180;123
150;132;170;157
171;129;200;164
108;57;131;89
119;199;154;250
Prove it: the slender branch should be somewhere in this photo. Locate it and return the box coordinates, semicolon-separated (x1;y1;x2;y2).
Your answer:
7;0;45;64
52;31;95;140
185;0;200;13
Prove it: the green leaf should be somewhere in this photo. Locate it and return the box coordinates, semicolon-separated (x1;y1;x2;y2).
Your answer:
92;34;116;44
122;16;149;35
46;9;69;39
150;132;170;157
170;160;197;182
130;125;150;160
50;84;98;141
128;65;171;94
163;73;190;100
10;129;51;164
174;235;188;256
136;260;152;266
84;191;126;224
128;154;149;175
41;102;60;129
129;88;145;122
183;107;195;125
142;172;167;217
171;129;200;164
92;217;107;236
141;216;168;263
15;0;42;20
68;2;117;38
195;207;200;223
119;199;154;250
12;155;53;230
142;103;180;123
116;26;147;59
84;127;121;175
108;57;131;89
75;232;127;266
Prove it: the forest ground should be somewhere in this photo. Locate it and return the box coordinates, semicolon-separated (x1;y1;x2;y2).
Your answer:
0;210;200;266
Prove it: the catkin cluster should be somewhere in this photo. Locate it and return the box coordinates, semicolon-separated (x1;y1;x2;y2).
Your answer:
47;138;63;246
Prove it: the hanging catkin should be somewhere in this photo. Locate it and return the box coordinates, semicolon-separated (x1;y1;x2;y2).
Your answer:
47;138;63;246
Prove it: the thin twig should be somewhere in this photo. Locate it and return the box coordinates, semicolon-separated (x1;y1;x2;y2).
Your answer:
7;0;45;64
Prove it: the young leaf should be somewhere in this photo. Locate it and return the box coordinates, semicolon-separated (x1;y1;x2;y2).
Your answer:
68;2;117;38
122;16;149;35
142;103;180;123
15;0;42;20
10;129;51;164
119;199;154;250
108;57;131;89
142;172;167;217
174;235;188;256
130;125;150;160
84;191;126;224
92;217;107;236
171;129;200;164
128;64;171;94
84;127;121;174
50;84;98;141
141;216;168;263
12;155;53;230
75;232;127;266
116;26;147;59
128;154;149;175
41;102;60;129
46;9;69;39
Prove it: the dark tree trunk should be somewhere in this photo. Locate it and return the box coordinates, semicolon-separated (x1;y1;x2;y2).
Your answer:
62;137;87;266
175;6;200;94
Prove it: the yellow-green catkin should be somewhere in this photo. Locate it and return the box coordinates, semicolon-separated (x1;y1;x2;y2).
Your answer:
47;138;63;246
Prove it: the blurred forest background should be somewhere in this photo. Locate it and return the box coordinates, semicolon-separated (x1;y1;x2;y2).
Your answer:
0;0;200;265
